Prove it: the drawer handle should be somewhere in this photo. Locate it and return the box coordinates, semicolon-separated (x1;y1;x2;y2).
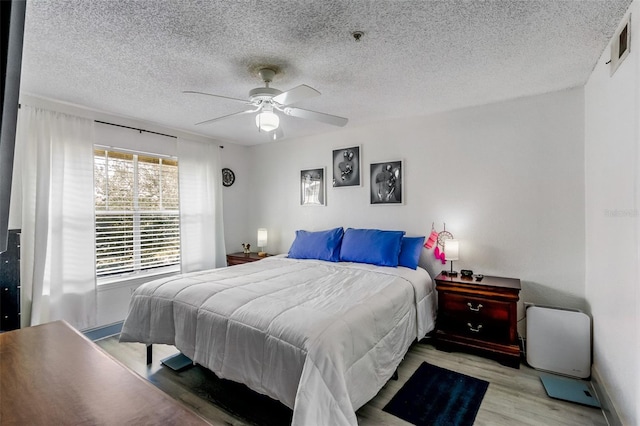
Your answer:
467;302;483;312
467;323;483;333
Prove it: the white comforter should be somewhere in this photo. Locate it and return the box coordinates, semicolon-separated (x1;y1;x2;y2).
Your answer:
120;256;436;425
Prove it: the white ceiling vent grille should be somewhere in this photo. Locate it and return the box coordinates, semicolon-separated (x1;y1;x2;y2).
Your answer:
610;14;631;76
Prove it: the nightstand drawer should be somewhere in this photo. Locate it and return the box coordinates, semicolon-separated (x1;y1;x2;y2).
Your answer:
438;313;511;343
439;292;511;322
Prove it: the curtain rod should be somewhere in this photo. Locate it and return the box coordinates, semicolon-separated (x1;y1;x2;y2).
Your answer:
95;120;224;148
95;120;177;139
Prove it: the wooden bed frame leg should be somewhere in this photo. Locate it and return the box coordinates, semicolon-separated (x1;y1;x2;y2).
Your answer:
146;344;153;365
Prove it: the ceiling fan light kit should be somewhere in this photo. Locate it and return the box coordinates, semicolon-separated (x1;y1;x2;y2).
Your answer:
256;110;280;132
185;67;348;140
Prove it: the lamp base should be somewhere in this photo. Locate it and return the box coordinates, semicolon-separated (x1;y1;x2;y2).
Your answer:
442;270;458;277
258;251;267;257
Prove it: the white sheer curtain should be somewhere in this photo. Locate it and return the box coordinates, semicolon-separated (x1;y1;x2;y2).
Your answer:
15;106;97;330
178;138;226;272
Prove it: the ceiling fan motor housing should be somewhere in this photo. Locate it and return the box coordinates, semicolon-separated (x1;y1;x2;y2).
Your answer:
249;87;282;103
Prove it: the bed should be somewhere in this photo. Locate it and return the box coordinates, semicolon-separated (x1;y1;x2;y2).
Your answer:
120;228;437;426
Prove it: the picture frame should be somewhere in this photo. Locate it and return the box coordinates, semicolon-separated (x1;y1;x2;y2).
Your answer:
300;167;326;206
370;160;403;205
332;145;361;187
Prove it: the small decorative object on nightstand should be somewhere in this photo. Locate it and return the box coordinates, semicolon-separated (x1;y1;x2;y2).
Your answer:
434;272;521;368
226;252;269;266
460;269;473;278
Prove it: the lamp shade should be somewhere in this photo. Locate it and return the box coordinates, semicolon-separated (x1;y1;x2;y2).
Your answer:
444;239;459;261
257;228;268;247
255;111;279;132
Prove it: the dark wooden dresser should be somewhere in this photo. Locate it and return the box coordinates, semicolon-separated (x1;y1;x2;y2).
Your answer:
434;272;521;368
0;229;20;331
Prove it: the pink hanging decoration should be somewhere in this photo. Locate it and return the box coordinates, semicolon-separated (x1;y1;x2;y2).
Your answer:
434;246;447;264
424;230;439;249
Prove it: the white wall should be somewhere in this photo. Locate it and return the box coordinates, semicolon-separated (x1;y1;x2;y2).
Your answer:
219;142;253;254
584;2;639;425
241;89;586;326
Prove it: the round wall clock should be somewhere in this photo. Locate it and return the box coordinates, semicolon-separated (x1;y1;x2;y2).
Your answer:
222;168;235;187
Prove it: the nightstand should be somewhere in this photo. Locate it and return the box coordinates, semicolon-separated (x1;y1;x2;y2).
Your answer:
434;272;521;368
226;252;269;266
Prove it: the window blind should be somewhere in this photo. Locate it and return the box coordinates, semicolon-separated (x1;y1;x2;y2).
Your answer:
94;149;180;278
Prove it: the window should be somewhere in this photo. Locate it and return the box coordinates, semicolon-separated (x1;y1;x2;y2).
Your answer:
94;149;180;280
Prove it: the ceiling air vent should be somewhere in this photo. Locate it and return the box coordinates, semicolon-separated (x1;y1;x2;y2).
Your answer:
610;14;631;76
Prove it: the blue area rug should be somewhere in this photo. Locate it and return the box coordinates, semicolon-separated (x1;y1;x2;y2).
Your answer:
383;362;489;426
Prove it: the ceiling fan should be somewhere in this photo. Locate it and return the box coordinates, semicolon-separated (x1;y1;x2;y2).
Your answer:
184;68;348;139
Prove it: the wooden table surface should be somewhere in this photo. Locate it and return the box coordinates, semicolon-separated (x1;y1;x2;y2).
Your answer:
0;320;210;425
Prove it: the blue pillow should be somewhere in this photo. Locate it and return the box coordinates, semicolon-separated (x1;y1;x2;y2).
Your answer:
288;227;344;262
398;236;425;269
339;228;405;267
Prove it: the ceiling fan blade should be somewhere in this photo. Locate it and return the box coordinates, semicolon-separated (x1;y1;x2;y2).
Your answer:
194;109;256;126
272;85;320;106
184;90;250;105
283;107;348;127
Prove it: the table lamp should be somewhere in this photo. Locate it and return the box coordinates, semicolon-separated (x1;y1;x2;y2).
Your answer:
257;228;268;257
444;239;459;276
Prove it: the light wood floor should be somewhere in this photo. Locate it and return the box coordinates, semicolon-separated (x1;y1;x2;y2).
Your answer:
97;336;607;426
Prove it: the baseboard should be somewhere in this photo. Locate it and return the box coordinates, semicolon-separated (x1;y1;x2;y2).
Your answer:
591;366;622;426
82;321;124;341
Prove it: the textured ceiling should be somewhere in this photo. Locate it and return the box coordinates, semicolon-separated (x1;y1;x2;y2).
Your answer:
21;0;632;146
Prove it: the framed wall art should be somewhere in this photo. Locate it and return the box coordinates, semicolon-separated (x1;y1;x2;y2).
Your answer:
370;160;403;205
332;146;361;187
300;167;326;206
